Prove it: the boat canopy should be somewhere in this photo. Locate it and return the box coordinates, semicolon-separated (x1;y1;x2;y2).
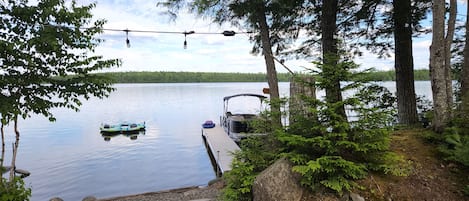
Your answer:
223;93;267;101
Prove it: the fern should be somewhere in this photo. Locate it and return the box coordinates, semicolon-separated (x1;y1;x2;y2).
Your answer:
440;120;469;167
292;156;367;195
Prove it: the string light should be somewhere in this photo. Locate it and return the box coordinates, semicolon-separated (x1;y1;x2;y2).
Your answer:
183;31;195;49
36;24;253;49
98;27;252;49
124;29;130;48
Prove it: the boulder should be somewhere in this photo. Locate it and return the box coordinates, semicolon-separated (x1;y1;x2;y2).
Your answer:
349;192;365;201
49;197;64;201
82;196;97;201
253;158;304;201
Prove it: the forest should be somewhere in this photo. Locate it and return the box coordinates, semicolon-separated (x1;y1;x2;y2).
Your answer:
100;69;430;83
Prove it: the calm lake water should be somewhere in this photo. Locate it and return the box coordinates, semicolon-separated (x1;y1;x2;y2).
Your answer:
1;81;432;200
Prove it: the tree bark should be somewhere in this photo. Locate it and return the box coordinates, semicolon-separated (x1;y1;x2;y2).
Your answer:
256;5;281;128
322;0;346;119
9;117;20;182
461;1;469;98
444;0;457;113
430;0;450;132
1;124;4;170
290;76;316;124
393;0;419;125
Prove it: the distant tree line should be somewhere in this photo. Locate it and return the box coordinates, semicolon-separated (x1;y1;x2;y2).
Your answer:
99;70;430;83
100;71;291;83
362;69;430;81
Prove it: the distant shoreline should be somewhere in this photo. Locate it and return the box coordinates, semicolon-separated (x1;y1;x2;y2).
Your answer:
96;70;430;83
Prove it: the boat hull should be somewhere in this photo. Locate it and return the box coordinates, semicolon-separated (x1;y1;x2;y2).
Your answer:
100;123;145;134
220;94;267;142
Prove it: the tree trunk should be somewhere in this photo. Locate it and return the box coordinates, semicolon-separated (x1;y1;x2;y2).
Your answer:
257;6;282;128
9;117;20;182
430;0;450;132
461;1;469;98
393;0;419;125
444;0;457;113
289;76;316;124
322;0;346;119
1;124;4;171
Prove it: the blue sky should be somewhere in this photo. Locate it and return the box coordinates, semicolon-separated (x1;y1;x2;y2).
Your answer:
85;0;467;73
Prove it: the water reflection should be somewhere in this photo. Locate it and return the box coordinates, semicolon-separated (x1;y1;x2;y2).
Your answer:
101;131;146;141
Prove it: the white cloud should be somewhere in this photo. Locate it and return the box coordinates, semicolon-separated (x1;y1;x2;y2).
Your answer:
87;0;435;73
413;39;431;69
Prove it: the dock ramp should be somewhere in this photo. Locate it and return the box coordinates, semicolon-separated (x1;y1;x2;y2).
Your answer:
202;125;240;176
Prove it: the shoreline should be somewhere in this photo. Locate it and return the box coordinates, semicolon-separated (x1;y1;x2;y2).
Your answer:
96;179;223;201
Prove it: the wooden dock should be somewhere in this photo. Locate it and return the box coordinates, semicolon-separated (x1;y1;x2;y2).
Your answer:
202;125;240;176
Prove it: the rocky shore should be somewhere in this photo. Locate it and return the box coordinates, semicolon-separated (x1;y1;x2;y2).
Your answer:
50;179;223;201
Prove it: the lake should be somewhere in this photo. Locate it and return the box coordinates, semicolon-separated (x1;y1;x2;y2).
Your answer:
1;81;432;200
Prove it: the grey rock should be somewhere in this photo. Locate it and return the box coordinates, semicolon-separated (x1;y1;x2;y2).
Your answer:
49;197;64;201
253;158;304;201
350;192;365;201
82;195;97;201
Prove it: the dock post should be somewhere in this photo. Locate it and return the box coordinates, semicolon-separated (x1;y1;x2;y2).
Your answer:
216;150;220;177
202;126;240;176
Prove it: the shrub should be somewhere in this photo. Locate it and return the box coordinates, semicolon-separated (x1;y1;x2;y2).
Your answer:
292;156;367;194
222;59;407;198
221;134;280;201
0;177;31;201
439;96;469;167
439;127;469;166
279;78;405;194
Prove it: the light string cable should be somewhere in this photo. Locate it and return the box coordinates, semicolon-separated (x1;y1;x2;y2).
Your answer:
107;29;252;49
39;23;253;49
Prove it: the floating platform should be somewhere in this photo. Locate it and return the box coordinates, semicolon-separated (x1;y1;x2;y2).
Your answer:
202;125;240;176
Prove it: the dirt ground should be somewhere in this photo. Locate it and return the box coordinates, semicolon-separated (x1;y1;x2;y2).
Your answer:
354;128;469;201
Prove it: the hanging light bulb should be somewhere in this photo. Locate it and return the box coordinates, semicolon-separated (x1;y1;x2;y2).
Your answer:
124;29;130;48
182;31;195;49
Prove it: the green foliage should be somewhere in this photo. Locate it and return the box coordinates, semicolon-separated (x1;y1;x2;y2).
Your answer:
279;59;402;194
438;98;469;167
0;177;31;201
96;70;431;83
464;185;469;196
100;71;292;83
0;0;120;123
292;156;366;194
416;95;433;127
221;135;280;201
220;62;409;199
221;155;256;201
159;0;302;56
439;127;469;166
358;69;430;81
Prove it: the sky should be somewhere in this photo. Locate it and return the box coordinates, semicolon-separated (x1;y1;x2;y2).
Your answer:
81;0;467;73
